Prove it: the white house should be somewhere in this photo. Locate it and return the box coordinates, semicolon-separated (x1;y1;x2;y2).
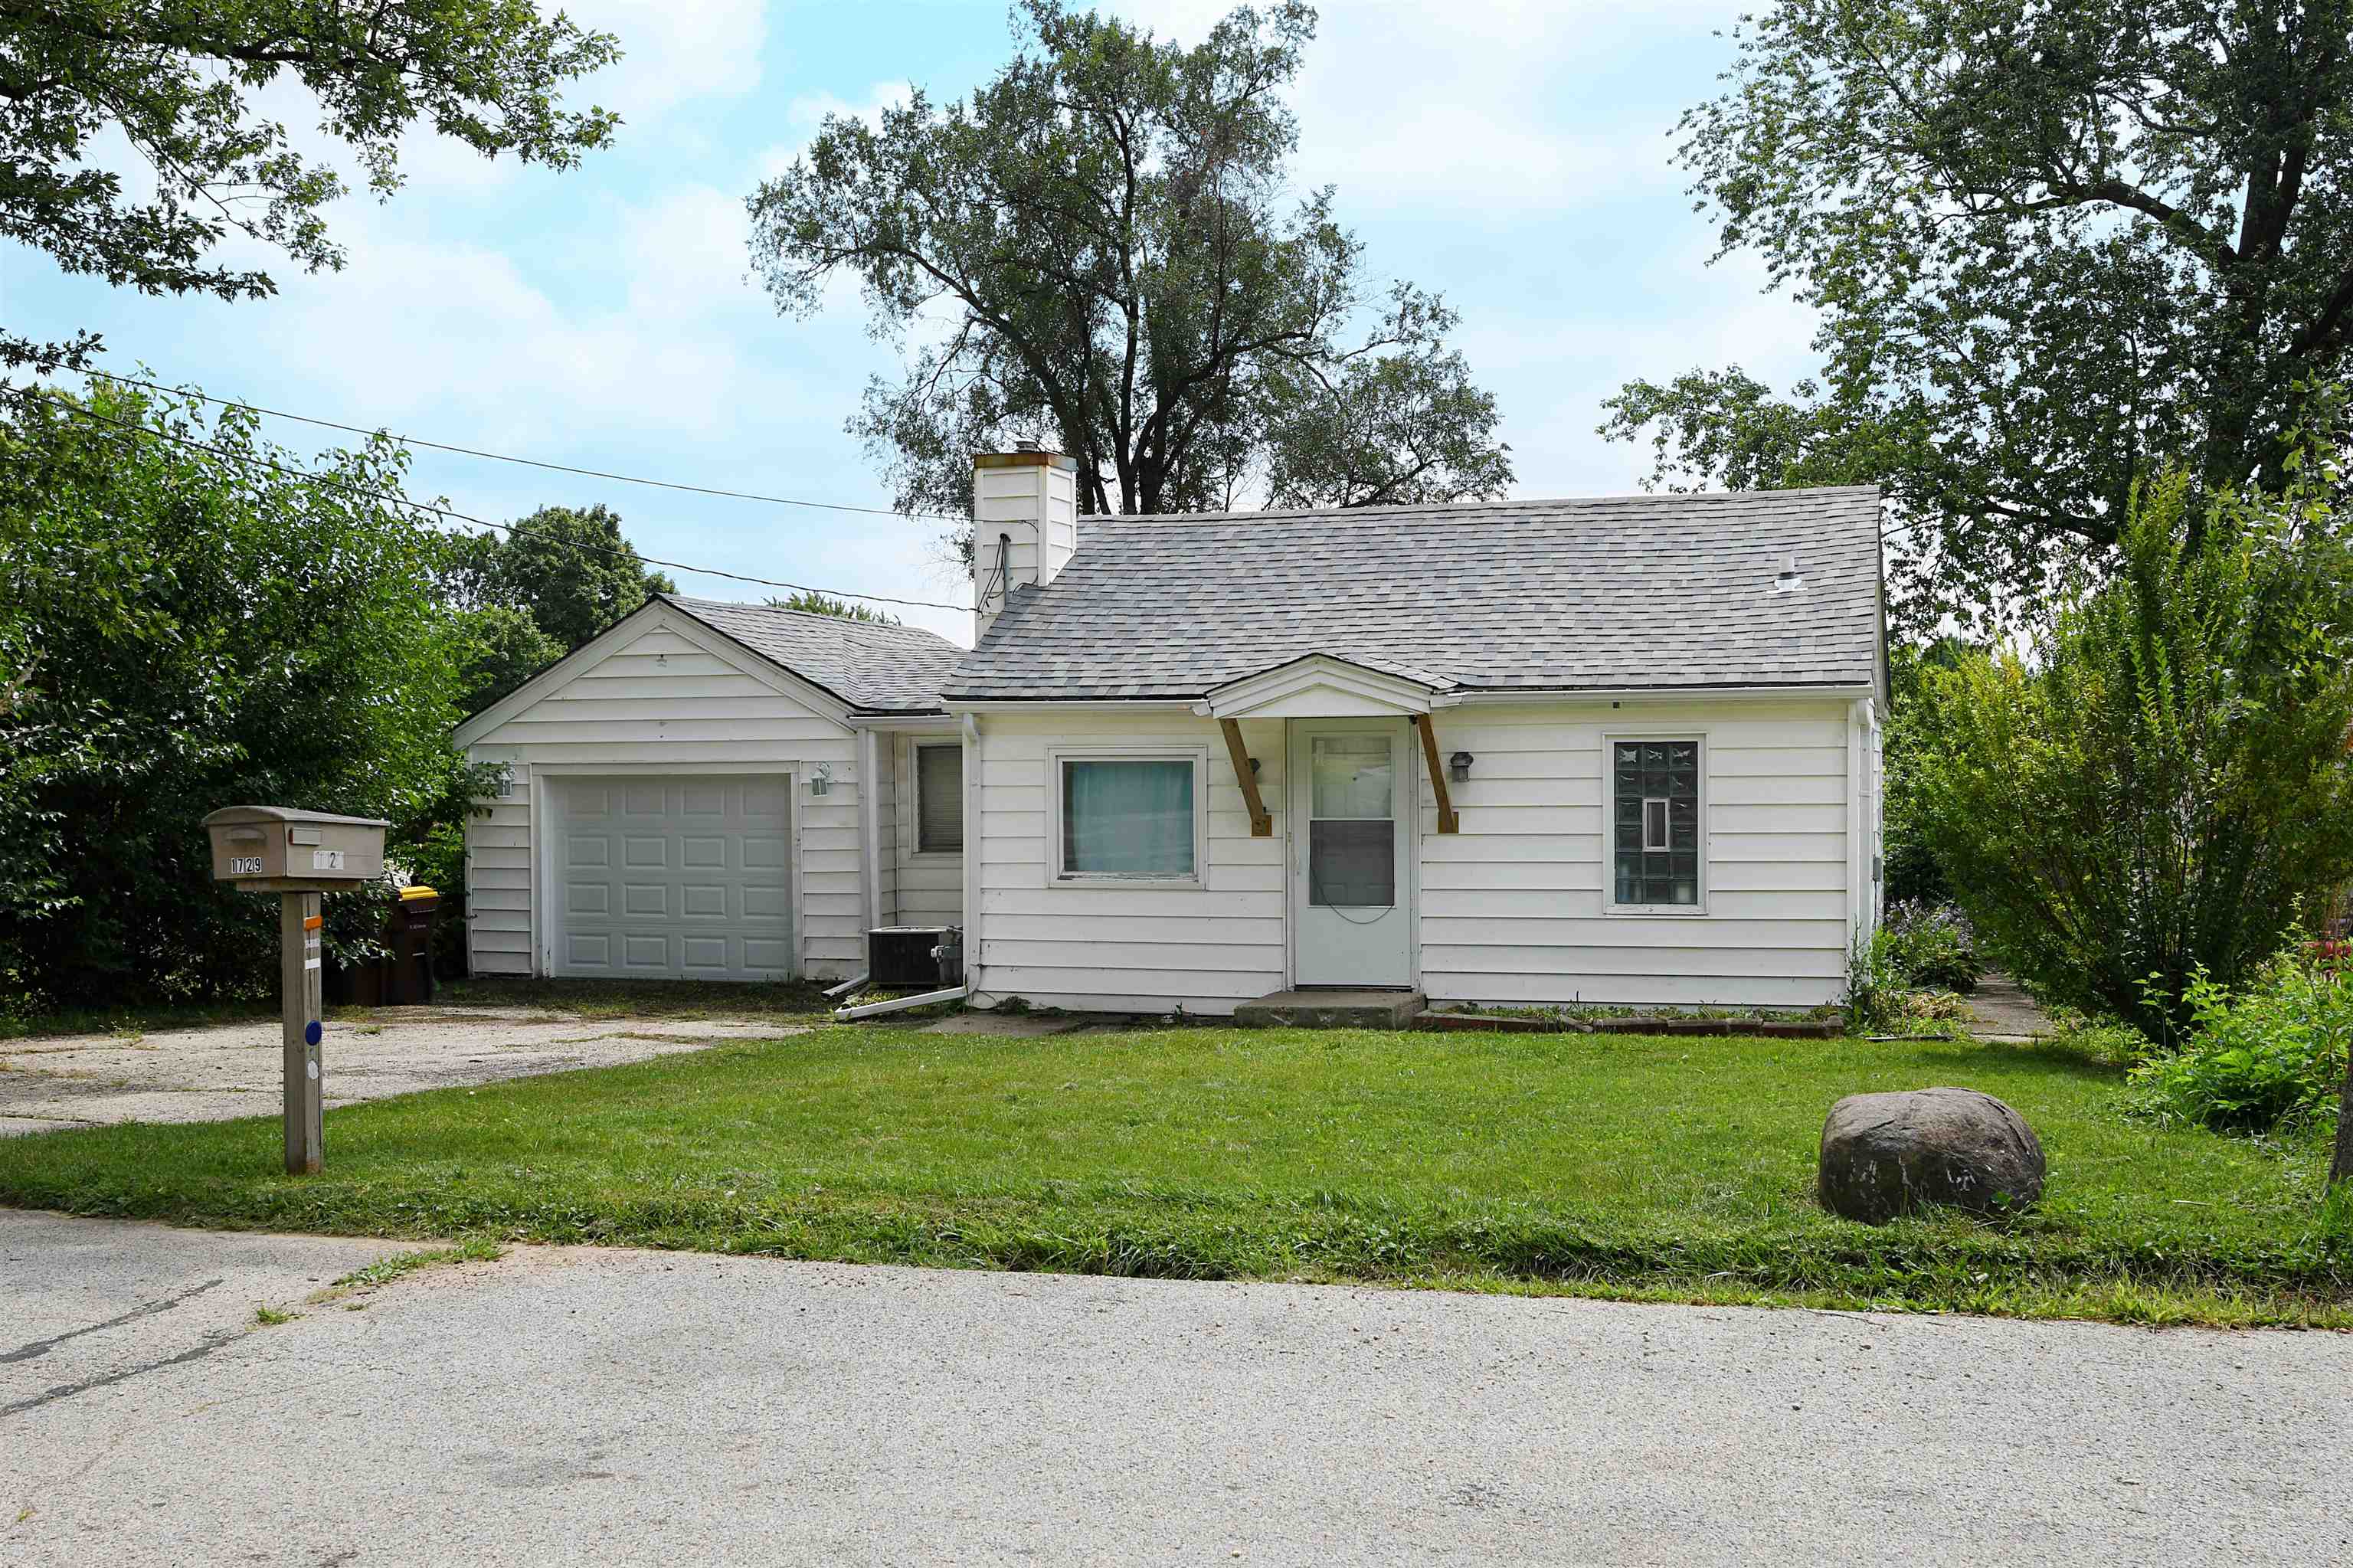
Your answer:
454;446;1885;1016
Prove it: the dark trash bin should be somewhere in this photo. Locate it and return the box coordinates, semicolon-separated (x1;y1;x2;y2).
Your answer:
384;886;440;1005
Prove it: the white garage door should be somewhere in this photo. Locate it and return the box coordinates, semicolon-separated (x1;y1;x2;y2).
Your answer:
549;775;794;980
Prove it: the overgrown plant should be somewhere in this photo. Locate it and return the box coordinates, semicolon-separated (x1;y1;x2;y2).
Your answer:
2131;948;2353;1134
1877;902;1982;995
1910;440;2353;1039
0;385;501;1007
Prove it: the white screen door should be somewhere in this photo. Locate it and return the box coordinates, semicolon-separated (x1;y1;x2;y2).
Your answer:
1291;721;1412;987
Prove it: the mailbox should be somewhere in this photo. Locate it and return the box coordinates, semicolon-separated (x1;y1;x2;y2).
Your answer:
202;805;389;890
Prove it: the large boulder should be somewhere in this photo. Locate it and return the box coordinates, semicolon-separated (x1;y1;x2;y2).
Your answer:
1817;1087;2046;1224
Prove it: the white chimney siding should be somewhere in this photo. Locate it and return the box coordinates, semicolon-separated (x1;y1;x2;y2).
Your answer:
972;450;1080;637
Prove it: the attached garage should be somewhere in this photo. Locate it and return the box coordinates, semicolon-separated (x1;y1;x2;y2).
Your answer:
548;774;794;980
451;596;965;985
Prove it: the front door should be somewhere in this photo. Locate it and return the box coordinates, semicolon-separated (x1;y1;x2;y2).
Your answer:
1290;720;1413;987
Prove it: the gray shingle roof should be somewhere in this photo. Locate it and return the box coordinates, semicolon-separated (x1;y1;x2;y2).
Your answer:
945;487;1884;701
666;594;961;713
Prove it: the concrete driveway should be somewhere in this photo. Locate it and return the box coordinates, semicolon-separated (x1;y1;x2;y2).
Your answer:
0;1009;802;1135
2;1210;2345;1567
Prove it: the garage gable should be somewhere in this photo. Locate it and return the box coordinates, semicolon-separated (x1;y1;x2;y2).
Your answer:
453;600;854;751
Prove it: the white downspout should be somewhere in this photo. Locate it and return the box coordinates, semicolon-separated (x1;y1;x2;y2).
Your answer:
859;725;882;935
1847;697;1871;954
962;710;984;1007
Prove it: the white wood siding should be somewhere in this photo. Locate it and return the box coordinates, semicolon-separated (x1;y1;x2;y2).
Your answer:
969;698;1863;1016
893;732;967;929
461;620;863;981
1415;699;1855;1010
972;711;1288;1013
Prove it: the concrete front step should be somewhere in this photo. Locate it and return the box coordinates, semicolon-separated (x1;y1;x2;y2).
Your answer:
1233;989;1425;1030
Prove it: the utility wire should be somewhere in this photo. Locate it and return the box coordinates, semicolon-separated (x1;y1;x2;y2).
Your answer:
74;367;972;525
43;394;975;615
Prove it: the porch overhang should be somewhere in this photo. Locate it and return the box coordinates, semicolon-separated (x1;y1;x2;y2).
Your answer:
1191;653;1451;721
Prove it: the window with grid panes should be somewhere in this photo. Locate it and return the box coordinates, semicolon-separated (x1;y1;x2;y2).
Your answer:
1612;740;1700;906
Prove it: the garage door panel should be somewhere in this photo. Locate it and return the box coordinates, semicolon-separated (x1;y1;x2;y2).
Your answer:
742;938;792;969
551;775;794;981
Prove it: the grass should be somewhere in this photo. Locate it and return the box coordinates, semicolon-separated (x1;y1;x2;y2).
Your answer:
0;1022;2344;1327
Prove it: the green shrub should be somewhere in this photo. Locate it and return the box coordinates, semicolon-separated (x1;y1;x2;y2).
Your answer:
1879;901;1981;994
1909;450;2353;1039
1846;921;1975;1036
2129;951;2353;1133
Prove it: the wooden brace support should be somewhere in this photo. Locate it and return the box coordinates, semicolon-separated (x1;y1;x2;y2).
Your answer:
1219;718;1273;836
1415;712;1459;833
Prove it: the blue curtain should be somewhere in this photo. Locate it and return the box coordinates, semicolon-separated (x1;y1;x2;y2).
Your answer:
1062;760;1194;875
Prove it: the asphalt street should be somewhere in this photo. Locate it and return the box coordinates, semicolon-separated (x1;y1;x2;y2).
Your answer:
2;1207;2346;1566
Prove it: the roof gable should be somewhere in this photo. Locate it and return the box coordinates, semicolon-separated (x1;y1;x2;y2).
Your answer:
946;487;1883;702
452;601;857;748
1201;653;1442;719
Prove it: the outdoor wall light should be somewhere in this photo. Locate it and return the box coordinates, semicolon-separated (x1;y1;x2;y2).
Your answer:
809;763;833;797
1448;751;1474;783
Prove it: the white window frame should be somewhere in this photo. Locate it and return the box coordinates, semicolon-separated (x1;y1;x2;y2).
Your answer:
911;740;965;857
1604;731;1709;917
1047;744;1210;889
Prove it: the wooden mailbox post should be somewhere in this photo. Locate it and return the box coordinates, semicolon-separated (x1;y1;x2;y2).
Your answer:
202;806;389;1174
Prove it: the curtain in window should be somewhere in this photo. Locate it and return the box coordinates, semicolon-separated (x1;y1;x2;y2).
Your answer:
916;745;964;852
1062;759;1193;876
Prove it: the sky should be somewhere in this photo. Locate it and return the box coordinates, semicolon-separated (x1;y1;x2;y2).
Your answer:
2;0;1821;647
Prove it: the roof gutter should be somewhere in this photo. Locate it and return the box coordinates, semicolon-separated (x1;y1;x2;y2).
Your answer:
946;684;1877;712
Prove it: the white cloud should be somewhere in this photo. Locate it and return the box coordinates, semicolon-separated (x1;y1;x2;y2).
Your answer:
567;0;769;124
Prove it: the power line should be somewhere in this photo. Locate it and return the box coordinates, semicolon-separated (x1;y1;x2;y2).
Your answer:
42;394;975;615
74;367;972;525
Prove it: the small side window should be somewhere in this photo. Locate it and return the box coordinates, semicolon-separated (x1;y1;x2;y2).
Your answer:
915;743;964;853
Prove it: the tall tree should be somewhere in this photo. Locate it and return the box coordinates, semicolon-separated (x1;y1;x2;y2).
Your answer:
0;385;496;1006
747;0;1511;531
1602;0;2353;628
0;0;620;375
446;505;676;651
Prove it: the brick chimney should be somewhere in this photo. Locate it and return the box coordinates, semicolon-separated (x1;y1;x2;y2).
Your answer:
972;442;1078;638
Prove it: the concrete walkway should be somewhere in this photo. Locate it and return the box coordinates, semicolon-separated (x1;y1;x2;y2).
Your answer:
0;1010;803;1136
3;1210;2346;1566
1966;973;2054;1043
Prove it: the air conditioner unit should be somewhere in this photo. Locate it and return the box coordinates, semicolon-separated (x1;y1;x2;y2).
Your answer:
869;925;956;989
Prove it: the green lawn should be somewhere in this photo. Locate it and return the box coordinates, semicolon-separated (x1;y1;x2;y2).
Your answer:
2;1022;2345;1325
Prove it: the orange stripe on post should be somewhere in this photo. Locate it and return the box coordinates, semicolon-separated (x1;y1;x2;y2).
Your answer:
303;915;323;931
